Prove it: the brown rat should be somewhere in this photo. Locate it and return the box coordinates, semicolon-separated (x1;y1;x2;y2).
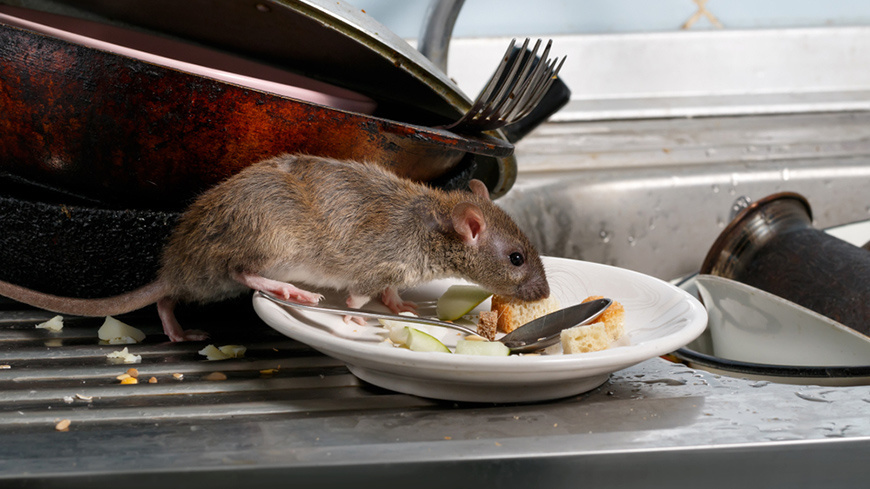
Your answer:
0;154;550;341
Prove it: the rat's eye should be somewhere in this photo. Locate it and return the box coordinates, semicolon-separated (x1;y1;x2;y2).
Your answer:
509;252;525;266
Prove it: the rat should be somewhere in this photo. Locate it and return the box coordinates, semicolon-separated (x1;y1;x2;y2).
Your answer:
0;154;550;342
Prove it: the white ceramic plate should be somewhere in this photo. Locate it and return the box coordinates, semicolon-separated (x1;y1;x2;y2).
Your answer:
0;6;376;114
695;274;870;366
253;257;707;403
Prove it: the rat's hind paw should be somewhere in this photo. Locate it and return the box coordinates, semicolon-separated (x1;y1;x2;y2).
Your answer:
381;287;417;314
177;329;210;342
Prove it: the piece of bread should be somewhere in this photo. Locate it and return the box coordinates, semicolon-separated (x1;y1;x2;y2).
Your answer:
560;322;610;354
560;296;626;354
490;294;560;333
582;295;625;341
477;310;498;340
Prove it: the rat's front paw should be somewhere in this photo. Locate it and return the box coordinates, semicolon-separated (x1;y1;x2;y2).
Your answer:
343;315;368;326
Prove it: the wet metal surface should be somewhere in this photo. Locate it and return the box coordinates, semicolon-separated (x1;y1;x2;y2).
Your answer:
0;300;868;487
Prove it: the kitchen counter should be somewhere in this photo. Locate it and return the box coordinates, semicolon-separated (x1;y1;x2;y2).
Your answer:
0;302;867;488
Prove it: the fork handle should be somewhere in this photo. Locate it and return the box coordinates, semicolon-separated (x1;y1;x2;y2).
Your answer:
502;69;571;143
256;291;480;336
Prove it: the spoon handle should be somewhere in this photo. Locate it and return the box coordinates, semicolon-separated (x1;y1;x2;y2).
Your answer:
255;291;480;336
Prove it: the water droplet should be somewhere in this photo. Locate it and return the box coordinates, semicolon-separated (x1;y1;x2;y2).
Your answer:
627;235;637;247
781;168;790;181
706;148;717;157
599;230;611;243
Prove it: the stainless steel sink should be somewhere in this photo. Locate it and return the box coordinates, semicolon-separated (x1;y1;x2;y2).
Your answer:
500;112;870;280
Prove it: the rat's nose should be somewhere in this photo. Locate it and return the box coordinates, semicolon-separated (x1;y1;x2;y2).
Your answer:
516;277;550;302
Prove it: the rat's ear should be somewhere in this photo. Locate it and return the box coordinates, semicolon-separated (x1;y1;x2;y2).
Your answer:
452;202;487;245
468;179;490;201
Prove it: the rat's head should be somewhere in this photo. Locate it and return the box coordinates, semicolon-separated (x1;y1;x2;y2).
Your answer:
441;180;549;301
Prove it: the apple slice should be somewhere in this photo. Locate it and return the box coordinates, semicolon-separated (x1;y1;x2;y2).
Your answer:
455;338;510;356
436;285;492;321
406;327;451;353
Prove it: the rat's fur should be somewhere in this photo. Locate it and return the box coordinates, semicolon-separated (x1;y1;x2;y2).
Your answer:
0;154;549;341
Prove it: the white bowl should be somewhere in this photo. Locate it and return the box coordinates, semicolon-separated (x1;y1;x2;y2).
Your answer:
695;274;870;367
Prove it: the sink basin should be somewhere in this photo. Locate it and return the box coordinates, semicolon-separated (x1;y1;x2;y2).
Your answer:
500;112;870;282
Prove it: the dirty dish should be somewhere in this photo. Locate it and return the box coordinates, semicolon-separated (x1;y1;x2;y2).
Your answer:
253;256;706;403
258;291;612;353
695;274;870;366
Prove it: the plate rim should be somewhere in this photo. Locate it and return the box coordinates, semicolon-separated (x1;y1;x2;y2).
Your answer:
252;256;708;375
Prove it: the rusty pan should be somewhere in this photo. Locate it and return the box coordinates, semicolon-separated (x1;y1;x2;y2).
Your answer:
0;10;512;211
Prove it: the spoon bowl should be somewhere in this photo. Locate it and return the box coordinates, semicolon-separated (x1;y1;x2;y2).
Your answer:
256;291;611;353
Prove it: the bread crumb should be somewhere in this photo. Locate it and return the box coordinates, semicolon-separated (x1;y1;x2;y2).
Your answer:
204;372;227;381
0;365;10;369
172;373;184;381
477;310;498;340
491;295;559;333
55;419;71;431
148;377;158;384
126;368;139;378
582;296;625;341
561;322;610;354
120;377;138;385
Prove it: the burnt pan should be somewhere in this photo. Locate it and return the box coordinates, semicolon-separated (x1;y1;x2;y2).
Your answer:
0;12;512;211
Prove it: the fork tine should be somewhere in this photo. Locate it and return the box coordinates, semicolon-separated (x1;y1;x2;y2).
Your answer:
444;38;518;128
471;38;518;110
477;39;539;121
511;55;566;121
498;39;553;118
507;53;564;122
442;37;565;132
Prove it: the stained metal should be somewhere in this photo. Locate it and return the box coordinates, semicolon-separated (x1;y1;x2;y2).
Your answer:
0;300;868;487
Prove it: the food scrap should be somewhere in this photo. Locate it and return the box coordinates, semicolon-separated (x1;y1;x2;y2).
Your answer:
198;344;247;361
204;372;227;381
35;315;64;332
55;419;71;432
490;294;559;334
560;296;626;354
98;316;146;344
106;347;142;364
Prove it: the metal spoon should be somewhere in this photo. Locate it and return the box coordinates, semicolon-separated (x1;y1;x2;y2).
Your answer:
256;291;611;354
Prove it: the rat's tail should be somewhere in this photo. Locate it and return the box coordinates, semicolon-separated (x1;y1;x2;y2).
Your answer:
0;279;166;317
